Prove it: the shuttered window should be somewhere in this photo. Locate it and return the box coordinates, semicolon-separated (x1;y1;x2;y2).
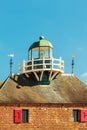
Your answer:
73;109;87;122
14;109;28;123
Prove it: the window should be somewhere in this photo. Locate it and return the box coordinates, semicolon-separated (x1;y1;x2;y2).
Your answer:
14;109;28;123
73;109;87;123
32;51;39;59
22;109;28;123
73;110;79;122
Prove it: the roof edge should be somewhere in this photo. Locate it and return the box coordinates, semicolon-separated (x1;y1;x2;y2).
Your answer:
0;77;10;90
0;103;87;107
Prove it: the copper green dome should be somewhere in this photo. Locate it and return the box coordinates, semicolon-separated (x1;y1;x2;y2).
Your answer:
29;36;53;50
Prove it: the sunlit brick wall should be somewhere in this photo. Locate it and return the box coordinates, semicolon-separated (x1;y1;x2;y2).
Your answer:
0;104;87;130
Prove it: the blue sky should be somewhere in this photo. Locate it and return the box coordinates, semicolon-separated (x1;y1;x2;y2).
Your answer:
0;0;87;84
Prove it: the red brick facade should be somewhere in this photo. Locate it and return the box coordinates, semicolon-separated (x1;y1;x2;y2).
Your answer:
0;103;87;130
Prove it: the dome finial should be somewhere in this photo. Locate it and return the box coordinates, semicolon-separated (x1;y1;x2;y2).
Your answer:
39;36;44;40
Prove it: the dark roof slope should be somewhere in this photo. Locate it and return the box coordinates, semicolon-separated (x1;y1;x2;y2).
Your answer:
0;74;87;103
29;37;53;50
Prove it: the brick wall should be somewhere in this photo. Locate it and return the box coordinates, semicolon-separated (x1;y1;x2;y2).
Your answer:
0;103;87;130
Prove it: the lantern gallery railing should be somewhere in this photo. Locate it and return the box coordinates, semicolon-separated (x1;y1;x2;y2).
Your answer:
18;57;64;74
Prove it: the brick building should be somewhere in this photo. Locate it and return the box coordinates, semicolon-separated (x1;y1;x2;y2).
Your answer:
0;36;87;130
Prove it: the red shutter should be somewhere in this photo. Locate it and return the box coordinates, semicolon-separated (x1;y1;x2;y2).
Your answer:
80;110;87;122
14;110;22;123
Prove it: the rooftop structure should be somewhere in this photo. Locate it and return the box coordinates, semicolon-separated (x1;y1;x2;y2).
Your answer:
18;36;64;85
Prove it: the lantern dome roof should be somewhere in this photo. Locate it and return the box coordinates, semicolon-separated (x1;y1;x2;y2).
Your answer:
29;36;53;51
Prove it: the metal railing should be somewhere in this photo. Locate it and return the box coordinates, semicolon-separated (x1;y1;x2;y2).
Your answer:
18;57;64;74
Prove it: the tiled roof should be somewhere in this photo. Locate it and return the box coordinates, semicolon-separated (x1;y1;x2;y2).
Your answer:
0;74;87;103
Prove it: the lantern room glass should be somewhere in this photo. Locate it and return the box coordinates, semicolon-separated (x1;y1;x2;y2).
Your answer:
28;46;53;60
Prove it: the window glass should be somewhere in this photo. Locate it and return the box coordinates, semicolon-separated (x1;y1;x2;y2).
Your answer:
32;51;38;59
73;110;79;122
22;109;28;123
